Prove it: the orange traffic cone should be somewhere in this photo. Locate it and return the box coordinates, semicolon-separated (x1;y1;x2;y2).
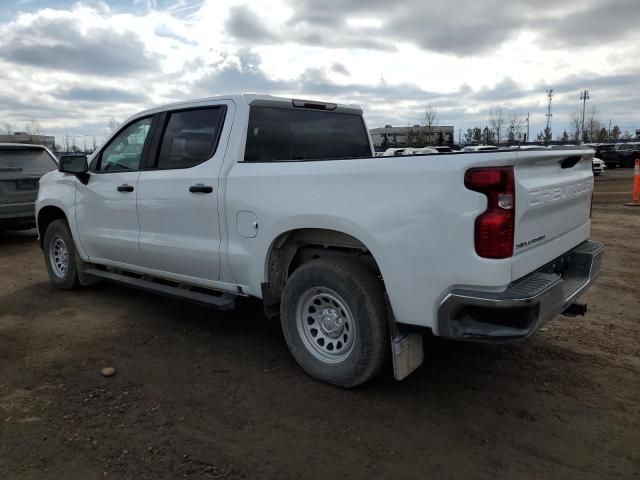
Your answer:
626;159;640;207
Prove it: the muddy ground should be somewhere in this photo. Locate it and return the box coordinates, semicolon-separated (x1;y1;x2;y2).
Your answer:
1;169;639;479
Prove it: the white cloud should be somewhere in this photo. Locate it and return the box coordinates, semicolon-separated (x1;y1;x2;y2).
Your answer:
0;0;638;147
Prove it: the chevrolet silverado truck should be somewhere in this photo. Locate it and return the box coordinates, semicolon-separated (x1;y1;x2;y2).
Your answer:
35;94;603;387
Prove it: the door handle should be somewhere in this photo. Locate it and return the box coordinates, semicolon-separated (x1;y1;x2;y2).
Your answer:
117;184;134;192
189;184;213;194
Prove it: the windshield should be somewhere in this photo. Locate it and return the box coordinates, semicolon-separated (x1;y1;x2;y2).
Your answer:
245;107;372;161
0;148;57;173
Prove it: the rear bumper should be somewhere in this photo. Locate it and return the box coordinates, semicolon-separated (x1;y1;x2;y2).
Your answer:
437;240;604;343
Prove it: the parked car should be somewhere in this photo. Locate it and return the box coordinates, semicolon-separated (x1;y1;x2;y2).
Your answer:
586;143;619;168
36;94;603;387
402;147;439;155
0;143;57;231
462;145;499;152
616;143;640;168
381;147;407;156
432;146;454;153
592;157;605;175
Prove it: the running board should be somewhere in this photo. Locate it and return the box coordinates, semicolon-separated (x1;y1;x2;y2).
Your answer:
83;268;237;310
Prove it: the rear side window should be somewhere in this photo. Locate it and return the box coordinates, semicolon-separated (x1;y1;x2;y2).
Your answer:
0;148;56;172
244;107;371;162
156;107;225;169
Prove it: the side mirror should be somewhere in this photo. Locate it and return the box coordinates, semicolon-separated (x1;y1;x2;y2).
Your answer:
59;155;90;184
59;155;88;174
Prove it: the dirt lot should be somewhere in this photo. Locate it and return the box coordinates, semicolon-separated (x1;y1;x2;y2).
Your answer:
1;169;639;479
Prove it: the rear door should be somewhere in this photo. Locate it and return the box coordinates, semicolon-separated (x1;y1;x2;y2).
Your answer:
75;116;155;266
0;147;56;224
512;148;594;279
136;102;231;281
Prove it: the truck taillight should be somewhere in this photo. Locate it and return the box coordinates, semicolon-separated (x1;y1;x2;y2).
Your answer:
465;167;515;259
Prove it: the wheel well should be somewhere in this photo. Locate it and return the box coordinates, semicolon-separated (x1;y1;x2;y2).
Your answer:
264;229;382;308
37;206;67;248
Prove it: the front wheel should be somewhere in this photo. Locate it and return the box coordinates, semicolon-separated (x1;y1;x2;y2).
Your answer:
280;257;388;388
43;219;80;290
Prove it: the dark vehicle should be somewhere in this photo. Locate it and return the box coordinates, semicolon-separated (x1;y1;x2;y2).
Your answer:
587;143;619;168
432;146;454;153
0;144;57;231
616;143;640;168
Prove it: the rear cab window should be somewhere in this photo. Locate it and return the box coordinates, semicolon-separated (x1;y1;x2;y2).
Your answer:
244;107;371;162
0;147;57;173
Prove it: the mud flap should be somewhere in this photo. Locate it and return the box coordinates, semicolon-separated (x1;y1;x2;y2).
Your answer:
386;295;424;380
75;252;100;286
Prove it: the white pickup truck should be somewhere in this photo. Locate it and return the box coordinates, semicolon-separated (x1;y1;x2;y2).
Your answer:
36;94;603;387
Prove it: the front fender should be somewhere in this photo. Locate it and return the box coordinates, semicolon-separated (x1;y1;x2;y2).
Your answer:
36;172;87;260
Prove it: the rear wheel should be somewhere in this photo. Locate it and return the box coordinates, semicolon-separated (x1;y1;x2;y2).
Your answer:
280;257;387;388
43;219;80;290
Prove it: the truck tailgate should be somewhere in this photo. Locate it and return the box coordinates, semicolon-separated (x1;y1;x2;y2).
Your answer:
512;149;594;280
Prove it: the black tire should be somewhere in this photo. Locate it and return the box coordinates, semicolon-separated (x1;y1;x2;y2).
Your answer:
280;257;388;388
43;219;80;290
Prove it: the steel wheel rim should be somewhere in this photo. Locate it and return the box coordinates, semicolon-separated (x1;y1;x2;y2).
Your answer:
49;235;69;278
296;287;356;363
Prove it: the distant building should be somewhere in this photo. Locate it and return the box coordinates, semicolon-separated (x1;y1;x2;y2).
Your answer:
369;125;455;149
635;128;640;140
0;132;55;149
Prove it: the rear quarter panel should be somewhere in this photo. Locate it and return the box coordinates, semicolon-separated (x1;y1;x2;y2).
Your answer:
223;152;518;331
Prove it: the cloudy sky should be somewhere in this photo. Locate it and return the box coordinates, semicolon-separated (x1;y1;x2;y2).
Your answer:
1;0;638;147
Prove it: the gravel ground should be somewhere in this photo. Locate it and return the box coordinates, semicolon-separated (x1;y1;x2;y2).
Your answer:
1;169;639;479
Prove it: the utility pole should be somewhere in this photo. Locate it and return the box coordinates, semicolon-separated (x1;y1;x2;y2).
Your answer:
580;89;590;143
608;119;612;140
545;89;554;134
526;112;530;143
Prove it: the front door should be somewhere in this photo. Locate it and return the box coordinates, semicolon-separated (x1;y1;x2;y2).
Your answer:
136;104;229;281
75;116;154;266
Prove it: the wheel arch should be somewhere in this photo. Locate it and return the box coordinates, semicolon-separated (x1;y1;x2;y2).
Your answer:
262;227;385;310
37;205;68;249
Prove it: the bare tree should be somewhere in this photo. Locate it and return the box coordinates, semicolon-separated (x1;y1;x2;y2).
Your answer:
489;107;506;143
569;108;582;143
584;107;602;142
596;127;609;142
507;114;524;144
482;126;495;144
422;104;438;145
106;118;119;136
610;125;621;141
25;118;42;135
406;129;417;146
2;122;11;134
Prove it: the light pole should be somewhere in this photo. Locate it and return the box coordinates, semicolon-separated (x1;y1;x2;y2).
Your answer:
580;90;590;143
545;89;554;135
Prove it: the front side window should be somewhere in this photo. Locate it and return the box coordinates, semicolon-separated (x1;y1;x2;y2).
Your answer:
244;107;371;162
98;117;152;172
156;107;225;169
